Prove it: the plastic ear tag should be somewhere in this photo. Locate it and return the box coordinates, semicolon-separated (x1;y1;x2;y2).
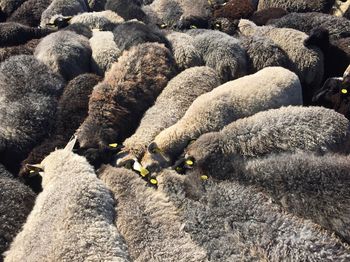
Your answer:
185;159;194;166
341;89;348;94
109;143;118;148
200;175;208;181
149;178;158;185
29;170;35;174
133;161;149;177
140;167;149;177
190;25;197;29
160;24;167;28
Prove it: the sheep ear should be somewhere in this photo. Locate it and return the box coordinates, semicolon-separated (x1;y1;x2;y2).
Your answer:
148;142;160;154
64;135;77;151
133;160;150;177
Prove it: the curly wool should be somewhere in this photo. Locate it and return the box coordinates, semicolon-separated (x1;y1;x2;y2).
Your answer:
258;0;335;13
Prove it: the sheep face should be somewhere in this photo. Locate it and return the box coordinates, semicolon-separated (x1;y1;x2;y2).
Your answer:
175;16;209;30
141;142;172;173
209;17;239;35
46;15;72;29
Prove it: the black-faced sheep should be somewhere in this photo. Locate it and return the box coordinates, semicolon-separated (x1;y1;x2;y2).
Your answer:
34;30;92;81
258;0;335;13
98;166;208;261
156;170;350;261
112;20;170;52
90;30;121;76
19;73;102;192
0;55;65;173
0;164;35;260
187;29;247;82
105;0;147;21
243;152;350;243
4;140;131;262
76;42;177;157
117;66;221;166
40;0;89;28
87;0;107;11
7;0;52;27
141;67;302;171
0;22;51;47
238;19;325;104
180;106;350;179
250;7;288;26
165;31;204;71
267;12;350;40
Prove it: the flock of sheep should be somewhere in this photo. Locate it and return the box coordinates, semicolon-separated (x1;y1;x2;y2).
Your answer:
1;0;350;261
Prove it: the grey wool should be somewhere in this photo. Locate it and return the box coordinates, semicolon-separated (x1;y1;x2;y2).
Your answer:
268;12;350;40
258;0;335;13
90;30;121;76
40;0;89;28
34;30;92;81
0;164;35;260
0;39;39;63
243;152;350;243
70;10;124;30
77;42;177;150
98;165;208;262
0;55;65;173
187;29;247;82
4;147;131;262
184;106;350;180
240;35;292;74
157;170;350;261
166;32;204;71
0;0;28;16
141;67;302;171
118;66;221;165
238;19;324;103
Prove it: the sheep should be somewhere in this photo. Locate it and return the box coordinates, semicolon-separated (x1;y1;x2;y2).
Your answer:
242;152;350;243
0;55;65;173
312;65;350;119
141;67;303;171
0;39;40;63
112;20;171;53
105;0;147;22
0;164;35;260
117;66;221;166
0;22;51;47
180;106;350;180
186;29;247;82
250;7;288;26
69;10;124;30
40;0;89;28
7;0;52;27
156;170;350;261
4;139;131;262
240;35;292;74
98;165;208;261
76;42;177;156
34;30;92;81
257;0;335;13
165;32;204;71
19;73;102;192
0;0;28;17
330;0;350;18
87;0;107;11
238;19;325;104
213;0;255;21
267;12;350;40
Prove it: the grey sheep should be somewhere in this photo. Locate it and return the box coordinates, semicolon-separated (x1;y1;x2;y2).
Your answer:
0;164;35;260
258;0;335;13
40;0;89;28
0;55;65;173
166;32;204;71
238;19;325;104
98;165;208;262
243;152;350;243
34;30;92;80
105;0;147;22
267;12;350;41
141;67;302;171
0;0;28;17
117;66;221;166
90;30;121;76
4;139;131;262
76;42;177;152
182;106;350;180
69;10;124;30
187;29;247;82
156;170;350;261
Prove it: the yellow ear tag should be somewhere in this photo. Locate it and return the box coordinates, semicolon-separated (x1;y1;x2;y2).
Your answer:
200;175;208;181
185;159;194;166
341;89;348;94
160;24;167;28
140;167;149;177
109;143;118;148
190;25;197;29
29;170;35;174
150;178;158;185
